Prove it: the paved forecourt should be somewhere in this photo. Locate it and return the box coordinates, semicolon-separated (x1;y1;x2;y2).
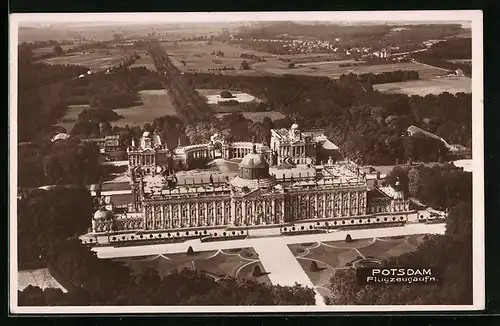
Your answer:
253;238;326;306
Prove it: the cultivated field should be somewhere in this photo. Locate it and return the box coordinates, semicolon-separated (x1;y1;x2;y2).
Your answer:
374;76;472;96
32;45;75;58
161;41;279;75
113;247;272;285
112;89;178;127
256;61;448;80
41;49;128;72
289;234;427;299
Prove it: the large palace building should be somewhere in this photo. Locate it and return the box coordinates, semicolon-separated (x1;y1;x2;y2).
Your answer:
90;139;412;239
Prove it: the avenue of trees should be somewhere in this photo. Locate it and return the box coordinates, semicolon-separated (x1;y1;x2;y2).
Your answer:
329;165;472;305
17;188;316;306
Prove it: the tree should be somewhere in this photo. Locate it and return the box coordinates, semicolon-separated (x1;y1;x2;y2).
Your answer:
345;234;353;243
240;60;250;70
53;44;64;56
187;246;195;255
252;265;262;277
310;261;320;272
219;90;234;98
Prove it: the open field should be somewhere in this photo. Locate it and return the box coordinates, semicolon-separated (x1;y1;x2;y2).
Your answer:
373;76;471;96
112;247;272;285
289;234;427;299
112;89;177;127
161;41;280;74
256;61;448;80
32;45;75;58
216;111;286;122
41;49;127;72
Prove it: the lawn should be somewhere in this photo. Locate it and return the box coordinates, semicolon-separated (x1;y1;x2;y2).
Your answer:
112;247;272;285
112;89;178;127
373;76;472;95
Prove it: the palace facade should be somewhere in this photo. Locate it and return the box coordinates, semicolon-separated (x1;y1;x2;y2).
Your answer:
91;143;411;235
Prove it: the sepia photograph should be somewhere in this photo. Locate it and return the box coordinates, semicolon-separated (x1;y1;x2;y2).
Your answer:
9;11;484;313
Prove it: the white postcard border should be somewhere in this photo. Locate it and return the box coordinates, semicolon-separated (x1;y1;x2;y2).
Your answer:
9;10;484;314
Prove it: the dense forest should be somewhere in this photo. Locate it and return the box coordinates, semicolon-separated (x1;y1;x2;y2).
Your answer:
18;138;102;188
330;165;472;305
414;38;472;76
17;187;316;306
185;72;471;165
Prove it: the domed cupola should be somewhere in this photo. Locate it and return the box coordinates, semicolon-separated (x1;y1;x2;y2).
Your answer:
231;142;276;189
93;207;114;221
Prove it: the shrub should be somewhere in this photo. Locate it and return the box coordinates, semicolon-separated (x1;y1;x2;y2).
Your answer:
219;90;234;98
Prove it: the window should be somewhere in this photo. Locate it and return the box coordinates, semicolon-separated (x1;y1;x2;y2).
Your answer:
150;234;153;238
176;232;180;236
223;232;227;236
158;234;162;238
284;227;288;231
232;231;236;235
351;220;354;224
342;221;345;225
131;236;135;240
112;237;116;241
309;225;313;230
301;226;305;230
140;235;144;239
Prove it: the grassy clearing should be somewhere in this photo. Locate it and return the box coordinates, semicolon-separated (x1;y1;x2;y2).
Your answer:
112;89;178;127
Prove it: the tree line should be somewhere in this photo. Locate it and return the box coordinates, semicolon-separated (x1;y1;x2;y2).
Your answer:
329;165;472;305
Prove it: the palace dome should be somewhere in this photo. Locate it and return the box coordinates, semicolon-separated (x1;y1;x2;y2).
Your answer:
240;152;268;169
93;208;113;220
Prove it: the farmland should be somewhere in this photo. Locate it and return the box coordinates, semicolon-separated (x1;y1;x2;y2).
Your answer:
41;49;129;72
255;60;448;80
373;76;472;96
